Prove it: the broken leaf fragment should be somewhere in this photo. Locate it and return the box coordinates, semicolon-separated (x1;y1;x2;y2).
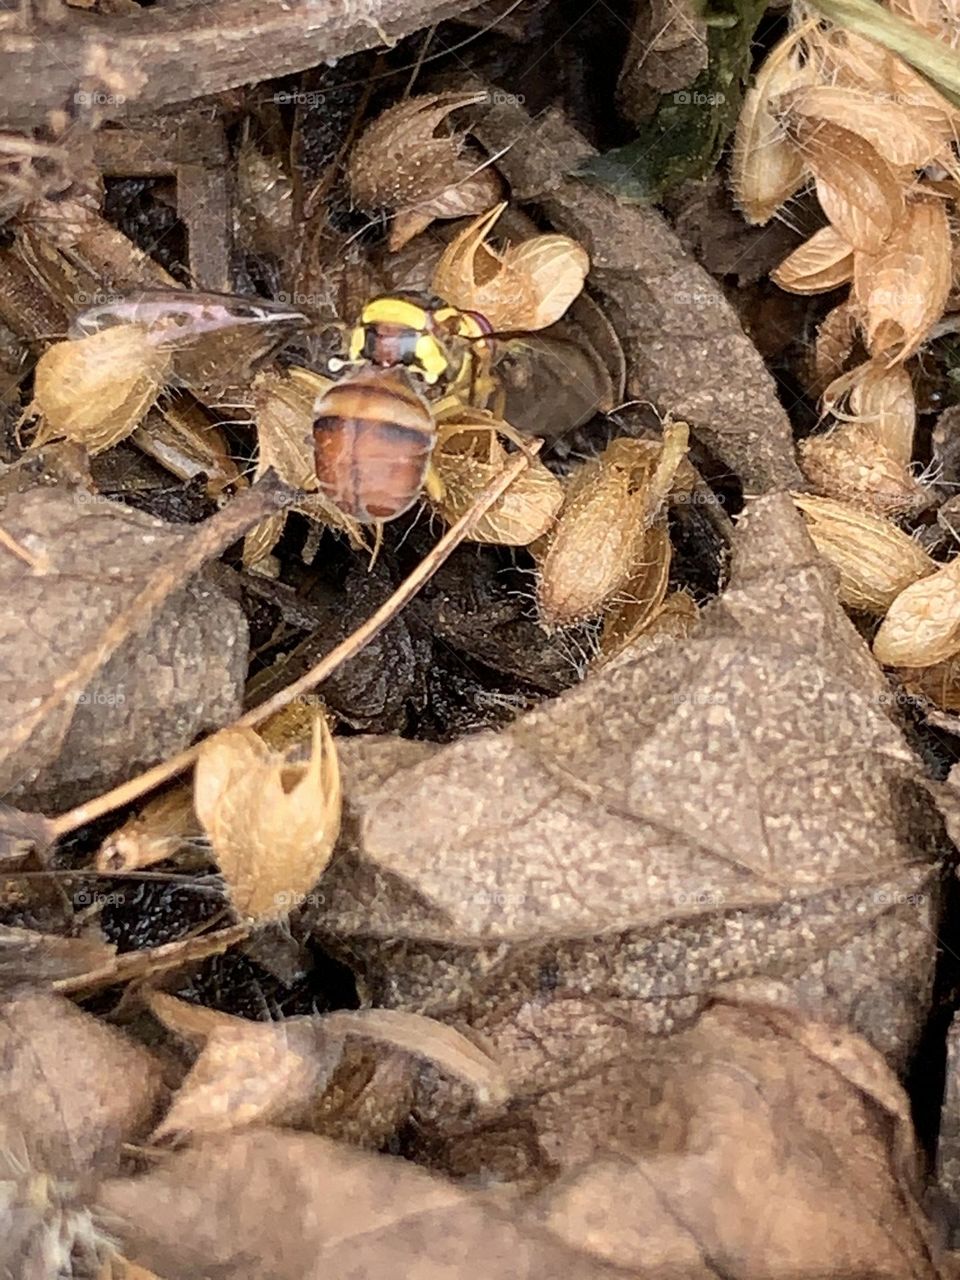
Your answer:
194;712;341;922
27;325;170;454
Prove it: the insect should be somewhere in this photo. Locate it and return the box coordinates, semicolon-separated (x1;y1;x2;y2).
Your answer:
313;293;501;522
70;289;310;393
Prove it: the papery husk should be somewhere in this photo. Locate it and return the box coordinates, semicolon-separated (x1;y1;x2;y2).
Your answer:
194;713;341;923
778;84;951;167
27;325;169;454
430;412;563;545
793;492;935;612
784;116;904;253
388;166;503;251
537;428;687;626
732;27;816;223
852;197;952;362
772;224;855;294
799;419;933;516
348;92;490;209
244;366;367;565
598;520;672;658
811;300;864;396
432;202;589;331
822;361;917;465
873;553;960;666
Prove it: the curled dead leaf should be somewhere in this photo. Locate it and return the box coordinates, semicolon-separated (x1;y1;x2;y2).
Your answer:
27;326;169;453
793;493;935;612
732;30;814;224
772;225;854;294
852;197;952;362
432;202;589;331
194;712;341;923
784;116;904;253
430;411;563;545
873;554;960;666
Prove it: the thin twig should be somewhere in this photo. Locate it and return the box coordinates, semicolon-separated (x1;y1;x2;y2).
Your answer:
50;444;541;839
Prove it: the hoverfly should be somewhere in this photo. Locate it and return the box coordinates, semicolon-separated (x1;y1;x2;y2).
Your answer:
312;294;499;522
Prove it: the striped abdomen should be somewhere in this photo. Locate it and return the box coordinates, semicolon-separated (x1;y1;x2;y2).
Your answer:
312;369;436;522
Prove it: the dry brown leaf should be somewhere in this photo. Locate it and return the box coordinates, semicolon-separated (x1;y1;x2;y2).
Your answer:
833;361;918;465
27;325;170;454
194;712;341;922
779;84;951;167
432;202;589;331
873;554;960;666
0;487;266;811
799;420;933;517
732;30;813;223
793;492;935;612
348;92;502;247
772;224;855;294
853;198;952;362
785;116;904;253
97;1129;618;1280
313;497;939;1076
0;925;115;989
430;412;563;545
900;654;960;710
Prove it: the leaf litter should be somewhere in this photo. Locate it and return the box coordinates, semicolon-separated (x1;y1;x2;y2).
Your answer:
3;0;960;1275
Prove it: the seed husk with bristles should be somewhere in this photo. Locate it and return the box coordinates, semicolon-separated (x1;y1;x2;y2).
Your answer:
783;115;904;253
799;420;933;517
27;325;170;454
822;360;916;465
778;84;951;168
873;554;960;667
731;28;815;224
773;224;855;294
852;197;952;362
793;492;935;612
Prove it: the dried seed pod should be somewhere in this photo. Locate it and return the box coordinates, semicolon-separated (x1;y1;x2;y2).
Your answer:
430;411;563;545
732;29;814;224
245;366;366;565
772;225;854;294
852;197;952;362
27;325;169;453
598;519;672;659
347;92;502;248
537;427;687;626
799;420;933;517
778;85;951;168
194;712;341;923
811;300;863;396
784;116;904;253
873;555;960;667
793;492;935;612
432;203;589;331
823;361;916;466
96;785;201;873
